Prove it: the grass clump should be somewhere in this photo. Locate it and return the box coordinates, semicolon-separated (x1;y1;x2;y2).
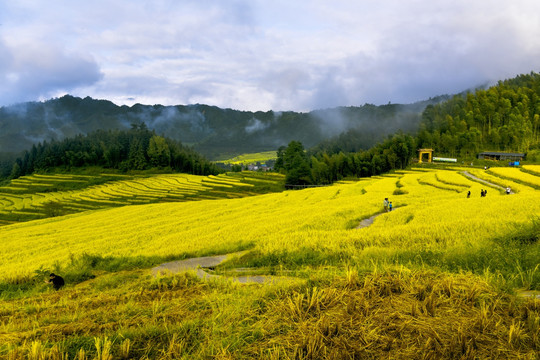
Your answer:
253;270;540;359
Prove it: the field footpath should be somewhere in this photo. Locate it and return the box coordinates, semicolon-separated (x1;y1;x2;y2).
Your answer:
152;251;292;284
152;207;395;282
355;212;382;229
356;207;401;229
517;290;540;299
462;170;515;194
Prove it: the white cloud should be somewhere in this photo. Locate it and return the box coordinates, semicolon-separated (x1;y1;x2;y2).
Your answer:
1;0;540;110
0;38;103;105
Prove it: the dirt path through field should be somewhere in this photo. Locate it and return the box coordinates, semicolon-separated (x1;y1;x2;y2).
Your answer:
152;252;287;284
355;213;382;229
462;171;514;194
151;249;538;298
152;254;232;274
154;207;400;281
517;290;540;299
356;207;401;229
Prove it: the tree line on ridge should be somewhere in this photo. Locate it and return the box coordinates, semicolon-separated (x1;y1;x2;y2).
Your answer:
0;123;221;179
276;72;540;186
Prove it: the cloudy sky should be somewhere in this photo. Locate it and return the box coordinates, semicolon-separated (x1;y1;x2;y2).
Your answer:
1;0;540;112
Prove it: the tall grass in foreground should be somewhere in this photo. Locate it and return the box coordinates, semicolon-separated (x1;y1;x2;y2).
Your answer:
1;269;539;359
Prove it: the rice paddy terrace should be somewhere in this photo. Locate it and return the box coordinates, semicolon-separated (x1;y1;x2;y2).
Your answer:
0;165;539;359
0;172;284;226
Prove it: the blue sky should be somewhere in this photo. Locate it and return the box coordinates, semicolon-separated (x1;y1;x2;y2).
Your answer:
1;0;540;111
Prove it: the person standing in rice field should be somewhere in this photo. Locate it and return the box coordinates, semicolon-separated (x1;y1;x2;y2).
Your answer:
467;190;470;198
383;198;389;212
389;202;393;211
46;273;64;290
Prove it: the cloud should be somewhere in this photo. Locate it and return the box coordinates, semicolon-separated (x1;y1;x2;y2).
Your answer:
0;39;103;105
245;117;271;134
1;0;540;111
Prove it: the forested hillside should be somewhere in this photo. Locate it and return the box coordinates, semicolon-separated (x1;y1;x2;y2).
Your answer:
0;95;441;159
274;73;540;186
0;124;221;179
417;72;540;158
276;133;417;186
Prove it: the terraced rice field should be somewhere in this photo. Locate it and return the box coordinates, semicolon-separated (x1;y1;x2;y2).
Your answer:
0;165;539;359
0;172;284;225
0;165;539;283
487;166;540;189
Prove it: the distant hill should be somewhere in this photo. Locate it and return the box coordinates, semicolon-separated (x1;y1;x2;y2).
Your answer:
417;72;540;158
0;95;448;160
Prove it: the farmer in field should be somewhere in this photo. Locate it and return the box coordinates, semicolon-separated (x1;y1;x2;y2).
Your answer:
467;190;471;198
506;187;511;195
46;273;65;290
383;198;389;212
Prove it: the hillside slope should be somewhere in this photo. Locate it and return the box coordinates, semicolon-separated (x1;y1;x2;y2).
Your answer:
1;167;539;283
0;172;284;225
0;95;444;159
418;72;540;157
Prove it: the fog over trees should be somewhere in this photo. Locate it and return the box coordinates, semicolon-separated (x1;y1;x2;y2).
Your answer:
3;72;540;186
0;95;443;159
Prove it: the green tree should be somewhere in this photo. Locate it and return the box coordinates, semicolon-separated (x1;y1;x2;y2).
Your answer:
274;146;285;173
10;161;21;179
147;135;171;167
280;141;312;187
128;138;147;170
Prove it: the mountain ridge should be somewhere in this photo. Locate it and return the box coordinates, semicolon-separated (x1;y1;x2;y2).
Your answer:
0;95;449;160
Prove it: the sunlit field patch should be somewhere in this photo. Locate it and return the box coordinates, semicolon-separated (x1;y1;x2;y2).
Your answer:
488;167;540;189
217;151;277;165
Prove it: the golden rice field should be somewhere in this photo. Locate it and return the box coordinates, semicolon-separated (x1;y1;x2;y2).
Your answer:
217;151;277;165
0;172;283;225
487;167;540;189
0;166;539;286
0;165;539;359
